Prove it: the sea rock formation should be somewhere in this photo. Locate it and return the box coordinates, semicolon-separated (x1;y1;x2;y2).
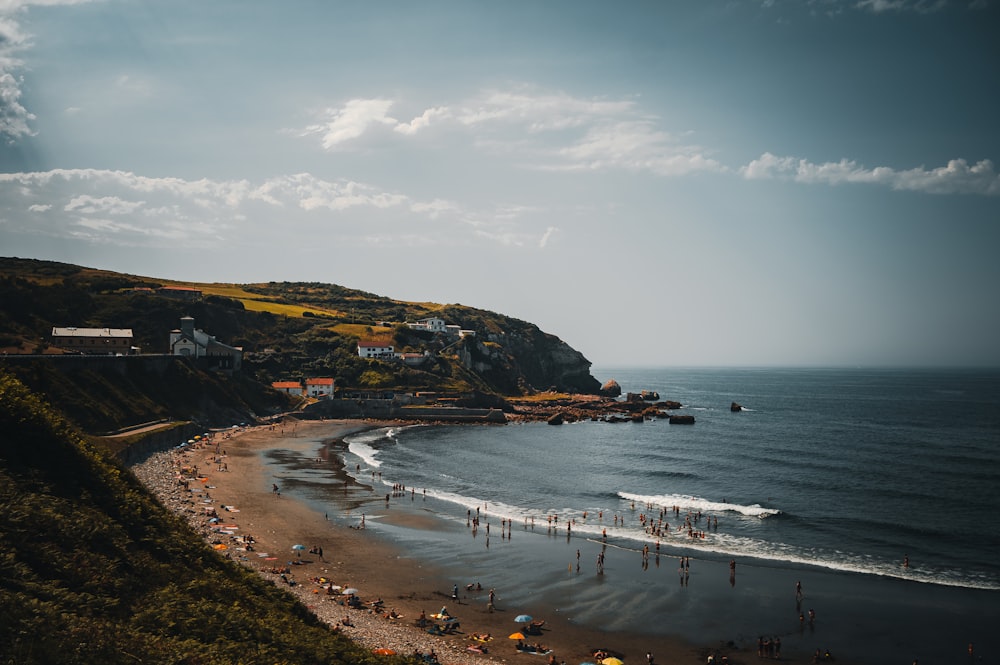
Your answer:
599;379;622;397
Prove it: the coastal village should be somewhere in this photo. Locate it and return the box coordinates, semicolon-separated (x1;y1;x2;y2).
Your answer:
40;310;676;426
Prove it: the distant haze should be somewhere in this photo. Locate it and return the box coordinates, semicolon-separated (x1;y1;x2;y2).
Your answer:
1;1;998;367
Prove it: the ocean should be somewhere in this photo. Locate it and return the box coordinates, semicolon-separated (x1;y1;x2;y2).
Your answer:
268;367;1000;663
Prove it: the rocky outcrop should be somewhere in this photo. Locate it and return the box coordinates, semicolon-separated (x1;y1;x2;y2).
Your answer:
731;402;743;412
457;323;601;395
668;414;696;425
599;379;622;397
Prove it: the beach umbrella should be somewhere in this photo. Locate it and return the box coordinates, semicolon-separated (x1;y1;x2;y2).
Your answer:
508;632;525;640
602;658;624;665
213;543;227;550
291;544;306;551
514;614;533;623
373;648;396;655
341;587;359;595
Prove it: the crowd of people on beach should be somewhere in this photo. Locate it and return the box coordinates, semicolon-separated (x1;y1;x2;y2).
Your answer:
132;423;864;665
130;426;537;665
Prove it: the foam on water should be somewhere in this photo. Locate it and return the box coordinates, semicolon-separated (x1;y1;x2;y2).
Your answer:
329;369;1000;593
619;491;781;518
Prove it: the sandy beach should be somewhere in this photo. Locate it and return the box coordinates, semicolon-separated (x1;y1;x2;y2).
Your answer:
130;419;996;665
131;419;739;665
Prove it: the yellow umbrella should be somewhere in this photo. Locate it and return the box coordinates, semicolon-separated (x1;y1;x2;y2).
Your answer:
509;632;526;640
213;543;227;550
602;659;625;665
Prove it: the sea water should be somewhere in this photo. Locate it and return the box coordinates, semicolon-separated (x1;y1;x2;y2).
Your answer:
268;367;1000;662
344;367;1000;592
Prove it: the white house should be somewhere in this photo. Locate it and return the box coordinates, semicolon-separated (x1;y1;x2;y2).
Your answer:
407;317;446;333
358;339;396;359
305;377;335;398
169;316;242;370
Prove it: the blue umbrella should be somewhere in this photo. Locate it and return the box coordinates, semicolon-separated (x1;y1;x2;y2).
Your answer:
292;544;306;551
514;614;533;623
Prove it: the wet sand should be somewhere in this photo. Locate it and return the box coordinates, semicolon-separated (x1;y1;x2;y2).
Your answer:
133;419;997;665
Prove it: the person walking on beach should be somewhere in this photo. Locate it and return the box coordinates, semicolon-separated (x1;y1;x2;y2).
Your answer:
796;580;803;600
452;584;459;602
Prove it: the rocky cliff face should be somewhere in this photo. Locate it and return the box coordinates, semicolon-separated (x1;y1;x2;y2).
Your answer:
458;326;601;395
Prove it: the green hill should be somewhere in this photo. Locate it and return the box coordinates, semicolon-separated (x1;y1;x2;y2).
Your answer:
0;257;600;410
0;370;405;665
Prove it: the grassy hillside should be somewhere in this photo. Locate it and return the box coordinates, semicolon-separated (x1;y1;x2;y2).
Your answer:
0;370;408;665
0;257;600;401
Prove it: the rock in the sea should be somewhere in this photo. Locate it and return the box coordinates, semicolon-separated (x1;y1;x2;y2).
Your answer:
547;412;565;425
731;402;743;412
640;390;660;401
668;414;696;425
599;379;622;398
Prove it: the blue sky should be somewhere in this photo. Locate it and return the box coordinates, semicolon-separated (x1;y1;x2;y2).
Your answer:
1;0;998;368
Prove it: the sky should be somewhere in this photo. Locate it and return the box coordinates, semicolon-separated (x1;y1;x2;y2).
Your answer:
1;0;998;368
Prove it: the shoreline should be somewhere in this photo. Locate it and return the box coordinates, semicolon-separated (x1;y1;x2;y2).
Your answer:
131;420;731;665
131;419;996;665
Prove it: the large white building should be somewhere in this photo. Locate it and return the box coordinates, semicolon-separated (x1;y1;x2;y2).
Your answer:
407;317;446;333
169;316;242;370
357;340;396;359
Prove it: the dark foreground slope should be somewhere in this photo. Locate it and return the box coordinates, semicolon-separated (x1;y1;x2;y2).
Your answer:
0;370;410;665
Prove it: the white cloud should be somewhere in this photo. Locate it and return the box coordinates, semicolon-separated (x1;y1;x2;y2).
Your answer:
299;87;723;178
0;168;468;249
250;173;408;211
65;194;144;215
410;198;459;218
539;226;557;248
553;120;726;176
300;98;397;150
854;0;948;12
456;89;635;131
740;152;1000;195
394;106;451;135
0;0;102;140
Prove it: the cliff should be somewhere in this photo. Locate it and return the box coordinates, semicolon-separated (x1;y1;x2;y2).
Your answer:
457;326;600;394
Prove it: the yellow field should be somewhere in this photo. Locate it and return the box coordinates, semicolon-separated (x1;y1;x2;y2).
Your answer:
159;281;343;318
330;323;394;337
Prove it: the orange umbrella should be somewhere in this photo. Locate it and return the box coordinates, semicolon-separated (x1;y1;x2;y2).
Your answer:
213;543;227;550
373;648;396;655
509;632;525;640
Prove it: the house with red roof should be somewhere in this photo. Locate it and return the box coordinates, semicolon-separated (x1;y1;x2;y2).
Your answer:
305;377;335;399
271;381;304;396
357;339;396;359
